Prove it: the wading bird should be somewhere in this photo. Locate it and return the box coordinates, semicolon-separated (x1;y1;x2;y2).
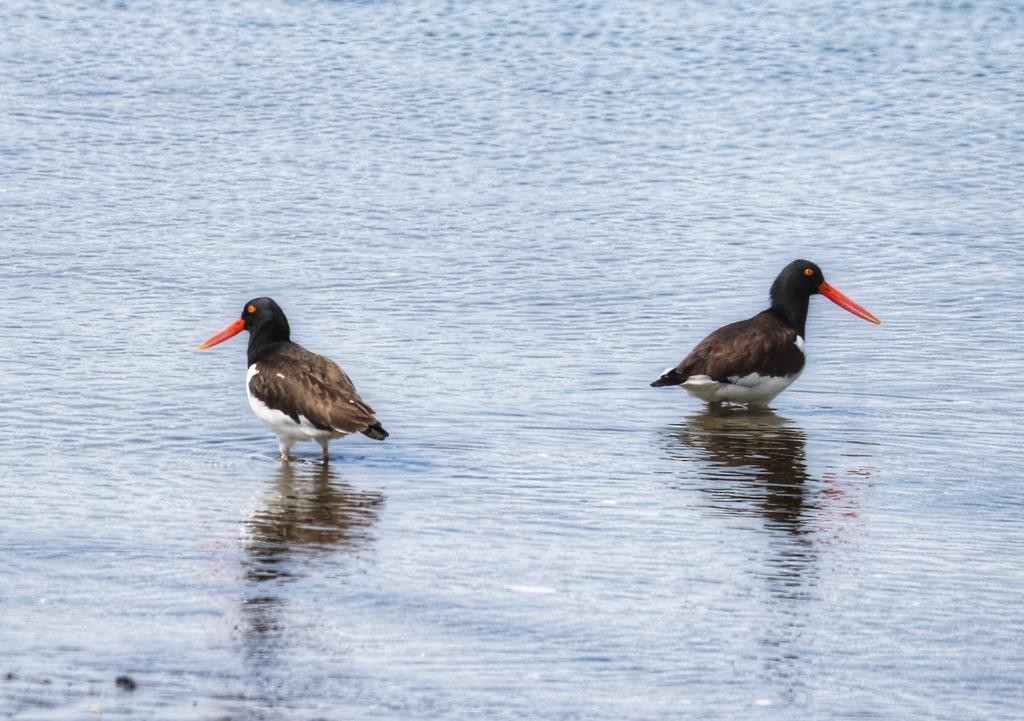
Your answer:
199;297;388;462
651;260;880;406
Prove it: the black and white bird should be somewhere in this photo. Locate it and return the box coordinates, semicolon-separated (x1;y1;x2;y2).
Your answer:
199;297;388;462
651;260;880;406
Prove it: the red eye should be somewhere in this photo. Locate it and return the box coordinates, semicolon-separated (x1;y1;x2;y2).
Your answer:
246;304;256;314
803;268;814;277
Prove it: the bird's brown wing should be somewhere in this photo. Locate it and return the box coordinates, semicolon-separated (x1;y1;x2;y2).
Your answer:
653;312;804;386
250;344;380;434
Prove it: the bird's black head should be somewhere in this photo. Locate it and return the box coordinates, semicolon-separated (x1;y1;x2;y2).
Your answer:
770;259;825;305
198;296;292;365
768;259;880;335
240;297;291;364
240;297;290;338
767;260;826;336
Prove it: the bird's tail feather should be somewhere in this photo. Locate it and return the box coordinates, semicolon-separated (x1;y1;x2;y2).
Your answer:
651;369;686;387
362;422;389;441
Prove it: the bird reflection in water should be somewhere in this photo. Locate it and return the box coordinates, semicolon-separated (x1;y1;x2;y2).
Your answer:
666;406;811;537
664;405;822;599
239;462;383;668
663;405;871;701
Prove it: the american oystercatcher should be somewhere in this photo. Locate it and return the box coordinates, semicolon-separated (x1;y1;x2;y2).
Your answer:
198;297;388;462
651;260;880;406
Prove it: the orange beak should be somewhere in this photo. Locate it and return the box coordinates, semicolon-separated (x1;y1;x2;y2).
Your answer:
197;318;246;350
818;282;881;325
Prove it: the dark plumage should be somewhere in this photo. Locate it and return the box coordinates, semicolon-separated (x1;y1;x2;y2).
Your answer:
651;312;805;387
247;344;387;439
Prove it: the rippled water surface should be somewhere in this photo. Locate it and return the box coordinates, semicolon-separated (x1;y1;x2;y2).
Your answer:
3;1;1023;719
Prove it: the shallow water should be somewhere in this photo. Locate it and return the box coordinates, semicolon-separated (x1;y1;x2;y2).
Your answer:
2;0;1023;719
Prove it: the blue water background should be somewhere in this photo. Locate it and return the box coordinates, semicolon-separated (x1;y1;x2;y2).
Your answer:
2;1;1023;719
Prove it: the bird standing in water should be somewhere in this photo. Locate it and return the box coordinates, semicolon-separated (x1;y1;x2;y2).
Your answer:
199;297;388;462
651;260;880;406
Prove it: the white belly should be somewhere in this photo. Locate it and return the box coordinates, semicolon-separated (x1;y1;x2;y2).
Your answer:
681;372;799;406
